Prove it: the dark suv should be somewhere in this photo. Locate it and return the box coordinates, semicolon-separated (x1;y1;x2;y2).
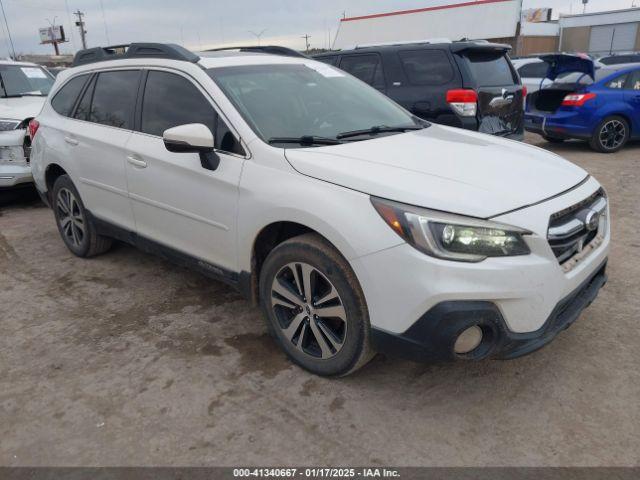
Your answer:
314;40;525;140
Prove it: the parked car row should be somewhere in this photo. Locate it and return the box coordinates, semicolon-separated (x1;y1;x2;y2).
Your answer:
314;39;525;140
0;60;55;192
27;43;610;376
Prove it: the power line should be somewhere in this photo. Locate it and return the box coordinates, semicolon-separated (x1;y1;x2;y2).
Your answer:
0;0;15;59
98;0;110;44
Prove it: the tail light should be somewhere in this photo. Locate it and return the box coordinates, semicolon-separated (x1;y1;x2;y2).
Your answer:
561;93;596;107
446;89;477;117
522;86;528;97
28;119;40;139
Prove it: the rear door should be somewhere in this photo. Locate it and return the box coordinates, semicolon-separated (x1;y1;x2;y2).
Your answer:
459;50;523;136
67;69;139;231
339;54;386;93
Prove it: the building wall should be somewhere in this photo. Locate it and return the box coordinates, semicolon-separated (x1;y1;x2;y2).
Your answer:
520;36;559;55
560;26;591;52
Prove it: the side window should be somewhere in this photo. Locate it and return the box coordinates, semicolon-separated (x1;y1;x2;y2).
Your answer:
51;75;88;117
89;70;140;129
627;71;640;91
398;49;454;85
606;74;628;90
339;54;385;89
141;71;243;155
517;62;549;78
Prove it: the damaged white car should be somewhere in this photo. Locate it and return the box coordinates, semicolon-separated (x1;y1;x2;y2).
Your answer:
0;60;54;191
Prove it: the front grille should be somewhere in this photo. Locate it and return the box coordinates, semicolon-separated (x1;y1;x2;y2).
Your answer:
547;189;607;270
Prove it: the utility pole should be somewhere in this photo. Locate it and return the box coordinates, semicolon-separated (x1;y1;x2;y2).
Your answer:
74;10;87;49
301;34;311;53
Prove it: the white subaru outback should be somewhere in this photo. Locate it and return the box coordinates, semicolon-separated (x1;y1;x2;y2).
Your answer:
30;44;610;376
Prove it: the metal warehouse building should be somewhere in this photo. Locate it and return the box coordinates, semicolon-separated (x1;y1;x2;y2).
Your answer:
331;0;561;55
333;0;523;50
559;8;640;55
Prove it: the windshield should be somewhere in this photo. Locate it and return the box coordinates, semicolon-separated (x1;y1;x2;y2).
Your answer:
0;65;55;97
208;63;423;146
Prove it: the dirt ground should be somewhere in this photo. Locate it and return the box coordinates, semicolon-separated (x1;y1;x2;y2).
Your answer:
1;133;638;467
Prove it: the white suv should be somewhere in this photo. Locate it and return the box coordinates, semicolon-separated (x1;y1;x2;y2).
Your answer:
0;60;55;191
30;44;610;376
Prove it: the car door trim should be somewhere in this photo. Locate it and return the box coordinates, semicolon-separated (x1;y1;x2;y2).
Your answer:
79;177;129;197
127;191;229;231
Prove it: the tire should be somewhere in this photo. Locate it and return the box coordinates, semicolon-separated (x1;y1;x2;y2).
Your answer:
52;174;112;257
542;134;564;144
259;233;374;377
589;116;629;153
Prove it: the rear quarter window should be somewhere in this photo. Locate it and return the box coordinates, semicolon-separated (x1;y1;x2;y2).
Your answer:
464;52;517;87
51;75;89;117
398;49;454;85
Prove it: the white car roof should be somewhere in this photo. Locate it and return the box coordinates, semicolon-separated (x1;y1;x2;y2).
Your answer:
0;59;44;67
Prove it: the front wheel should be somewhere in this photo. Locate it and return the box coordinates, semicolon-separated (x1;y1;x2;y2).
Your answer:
259;233;373;376
589;116;629;153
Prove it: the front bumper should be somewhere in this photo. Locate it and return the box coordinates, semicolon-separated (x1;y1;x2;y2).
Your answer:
370;260;607;363
350;176;610;362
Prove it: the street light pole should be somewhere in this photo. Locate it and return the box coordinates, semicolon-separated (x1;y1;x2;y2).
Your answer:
248;29;267;46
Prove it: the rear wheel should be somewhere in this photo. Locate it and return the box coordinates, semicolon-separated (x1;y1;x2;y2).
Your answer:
259;233;373;376
590;116;629;153
52;175;112;257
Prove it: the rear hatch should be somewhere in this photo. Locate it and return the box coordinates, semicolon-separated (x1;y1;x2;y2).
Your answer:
455;44;524;137
526;54;595;114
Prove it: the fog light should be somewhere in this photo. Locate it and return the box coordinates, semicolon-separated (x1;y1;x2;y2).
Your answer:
454;326;483;354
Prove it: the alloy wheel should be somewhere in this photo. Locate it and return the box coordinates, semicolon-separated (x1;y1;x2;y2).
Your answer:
56;187;85;248
270;262;347;360
599;119;626;150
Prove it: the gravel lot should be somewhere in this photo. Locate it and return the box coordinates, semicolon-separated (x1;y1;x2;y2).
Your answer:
1;133;638;467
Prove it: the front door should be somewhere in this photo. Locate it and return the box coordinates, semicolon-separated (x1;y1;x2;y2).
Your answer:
124;69;245;272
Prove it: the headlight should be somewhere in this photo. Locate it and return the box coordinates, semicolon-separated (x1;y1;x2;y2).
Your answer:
371;196;531;262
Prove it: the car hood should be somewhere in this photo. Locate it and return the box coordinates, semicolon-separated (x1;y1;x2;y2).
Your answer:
284;125;587;218
539;53;595;81
0;96;46;122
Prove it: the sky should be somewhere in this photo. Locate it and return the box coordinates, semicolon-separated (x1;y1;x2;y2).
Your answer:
0;0;636;57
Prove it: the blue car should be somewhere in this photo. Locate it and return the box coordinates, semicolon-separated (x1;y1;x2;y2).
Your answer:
525;54;640;153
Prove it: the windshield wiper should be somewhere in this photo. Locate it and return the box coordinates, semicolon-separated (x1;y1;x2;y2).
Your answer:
268;136;343;146
336;124;426;140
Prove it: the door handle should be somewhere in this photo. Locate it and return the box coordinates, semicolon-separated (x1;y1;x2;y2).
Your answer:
126;155;147;168
64;136;79;146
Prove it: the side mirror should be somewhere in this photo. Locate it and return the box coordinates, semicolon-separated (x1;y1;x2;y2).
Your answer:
163;123;220;171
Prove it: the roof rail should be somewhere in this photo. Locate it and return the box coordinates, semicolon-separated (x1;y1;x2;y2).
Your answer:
204;45;308;58
72;43;200;67
352;38;453;49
